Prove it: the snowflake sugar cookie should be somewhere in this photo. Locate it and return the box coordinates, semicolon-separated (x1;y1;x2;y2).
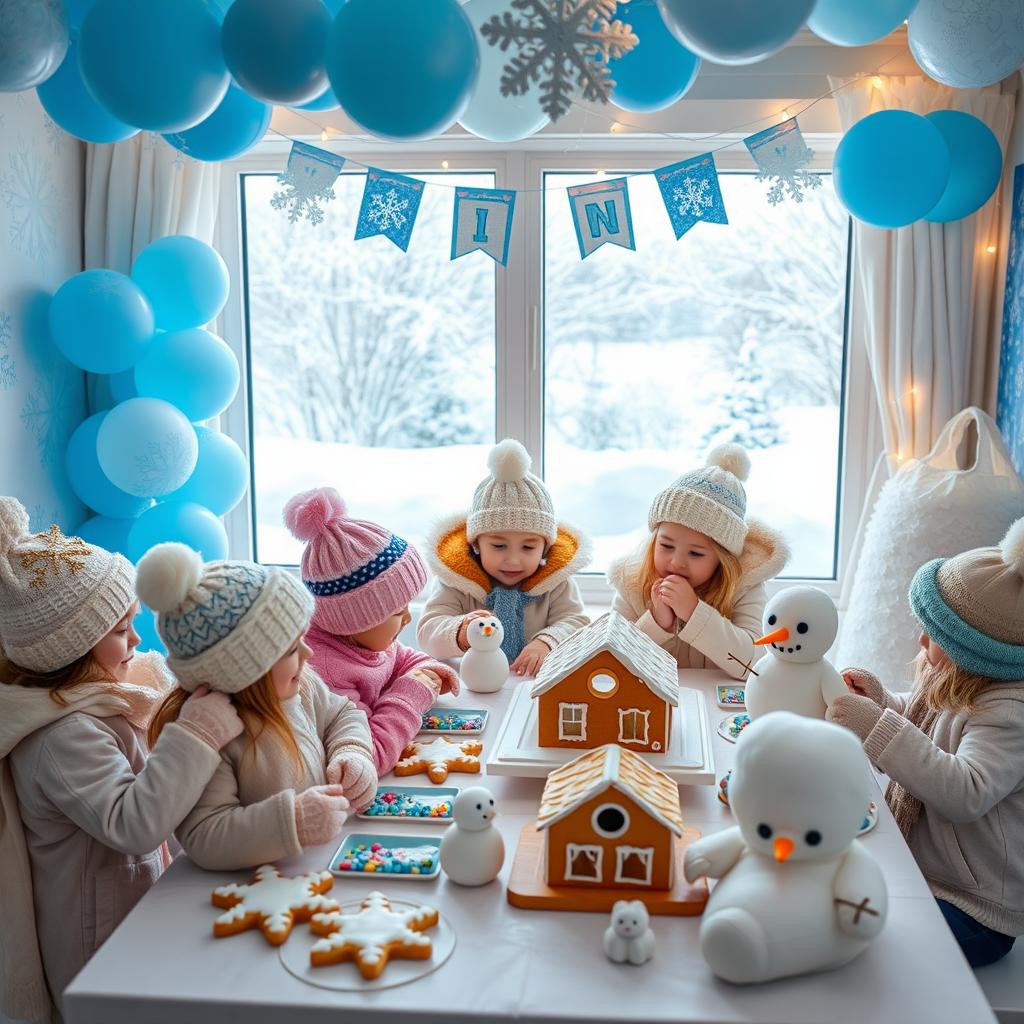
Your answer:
394;736;483;784
210;865;339;946
309;890;438;979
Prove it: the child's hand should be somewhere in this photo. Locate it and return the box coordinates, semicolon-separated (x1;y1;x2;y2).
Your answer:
841;668;891;709
326;754;378;810
657;574;699;622
510;638;550;677
410;668;444;698
649;582;676;631
457;610;492;651
177;684;244;751
826;694;884;743
294;784;349;846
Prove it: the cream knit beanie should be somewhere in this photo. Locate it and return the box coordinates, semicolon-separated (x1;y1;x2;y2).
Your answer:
467;439;557;544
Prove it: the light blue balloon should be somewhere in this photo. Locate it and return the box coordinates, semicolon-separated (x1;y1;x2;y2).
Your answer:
134;328;240;422
833;110;950;229
222;0;332;105
809;0;919;47
78;0;228;132
327;0;479;141
133;603;166;655
0;0;68;92
74;513;137;556
131;236;229;331
50;270;154;373
610;0;700;113
924;110;1003;224
167;426;248;516
37;35;138;143
656;0;815;64
126;500;228;563
96;398;199;497
163;83;271;163
66;413;153;518
109;367;138;404
294;85;340;112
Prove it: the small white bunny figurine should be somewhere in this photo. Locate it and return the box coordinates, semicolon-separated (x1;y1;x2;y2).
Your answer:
603;900;655;966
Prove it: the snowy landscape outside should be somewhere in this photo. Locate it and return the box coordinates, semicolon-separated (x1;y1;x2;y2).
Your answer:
242;167;848;579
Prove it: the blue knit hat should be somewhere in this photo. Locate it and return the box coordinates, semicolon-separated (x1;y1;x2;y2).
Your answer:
909;519;1024;681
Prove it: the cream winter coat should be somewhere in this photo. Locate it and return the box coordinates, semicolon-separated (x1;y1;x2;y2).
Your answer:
607;520;789;680
176;668;373;871
416;515;591;660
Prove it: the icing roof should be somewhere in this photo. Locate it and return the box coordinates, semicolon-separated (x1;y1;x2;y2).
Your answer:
536;743;684;837
529;611;680;706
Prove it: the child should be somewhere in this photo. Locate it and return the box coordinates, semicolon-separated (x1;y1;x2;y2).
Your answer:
417;439;591;676
284;487;459;776
142;542;376;872
607;444;789;679
828;520;1024;968
0;498;242;1024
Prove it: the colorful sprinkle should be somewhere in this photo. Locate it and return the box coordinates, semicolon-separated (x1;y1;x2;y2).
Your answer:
334;843;439;875
363;791;453;819
421;711;485;732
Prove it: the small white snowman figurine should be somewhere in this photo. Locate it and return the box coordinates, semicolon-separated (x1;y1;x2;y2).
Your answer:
440;786;505;886
603;900;655;966
460;616;509;693
745;585;848;721
683;712;888;984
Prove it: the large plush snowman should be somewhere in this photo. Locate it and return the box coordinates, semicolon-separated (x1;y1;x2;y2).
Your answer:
745;585;847;720
440;786;505;886
684;713;888;984
460;615;509;693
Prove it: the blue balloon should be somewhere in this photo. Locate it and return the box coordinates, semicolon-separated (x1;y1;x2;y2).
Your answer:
108;367;138;404
833;110;950;229
222;0;332;105
809;0;919;47
133;603;166;655
66;413;153;518
134;328;240;422
294;85;340;112
50;270;154;373
37;35;138;143
131;236;229;331
656;0;815;64
74;513;137;557
610;0;700;113
126;500;228;563
65;0;96;29
78;0;228;132
0;0;68;92
924;110;1003;224
96;398;199;497
163;83;271;162
327;0;479;141
167;426;248;516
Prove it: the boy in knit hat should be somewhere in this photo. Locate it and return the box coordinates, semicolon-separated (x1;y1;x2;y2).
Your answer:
607;444;789;678
417;439;591;676
829;520;1024;967
0;498;241;1023
284;487;459;777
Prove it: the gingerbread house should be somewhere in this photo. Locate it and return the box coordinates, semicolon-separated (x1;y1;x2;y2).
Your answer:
537;744;684;891
530;611;679;753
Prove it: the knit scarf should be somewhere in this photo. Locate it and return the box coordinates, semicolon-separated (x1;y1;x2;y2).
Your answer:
885;686;939;841
484;585;538;661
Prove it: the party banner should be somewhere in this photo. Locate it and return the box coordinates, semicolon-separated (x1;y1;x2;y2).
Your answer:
271;142;347;225
354;168;425;252
654;153;728;240
451;187;517;266
567;177;635;260
744;117;821;205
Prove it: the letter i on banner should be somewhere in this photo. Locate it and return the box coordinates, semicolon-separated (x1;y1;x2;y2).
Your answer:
451;187;516;266
567;177;635;259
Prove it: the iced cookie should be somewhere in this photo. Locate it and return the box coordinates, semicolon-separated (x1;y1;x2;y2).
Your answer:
395;735;483;784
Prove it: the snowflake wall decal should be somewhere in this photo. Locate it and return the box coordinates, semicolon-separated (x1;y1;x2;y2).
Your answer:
0;146;59;267
21;369;77;468
481;0;638;122
0;310;15;390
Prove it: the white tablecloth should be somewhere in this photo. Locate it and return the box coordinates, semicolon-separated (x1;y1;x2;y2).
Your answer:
63;670;997;1024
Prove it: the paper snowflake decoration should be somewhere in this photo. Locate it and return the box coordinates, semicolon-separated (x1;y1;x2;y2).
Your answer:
481;0;638;122
752;139;822;205
367;189;409;233
19;524;91;589
674;176;714;218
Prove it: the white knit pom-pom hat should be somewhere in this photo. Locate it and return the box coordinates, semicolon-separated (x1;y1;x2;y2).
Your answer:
467;439;557;544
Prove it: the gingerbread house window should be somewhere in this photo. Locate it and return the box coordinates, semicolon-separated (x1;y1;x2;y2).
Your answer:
587;669;619;698
558;702;588;741
565;843;603;882
591;802;630;839
615;846;654;885
618;708;650;745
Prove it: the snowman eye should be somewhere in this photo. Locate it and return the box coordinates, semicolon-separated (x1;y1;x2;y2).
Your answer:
767;614;777;626
757;823;772;839
805;830;822;846
476;803;482;810
797;622;809;634
489;798;494;805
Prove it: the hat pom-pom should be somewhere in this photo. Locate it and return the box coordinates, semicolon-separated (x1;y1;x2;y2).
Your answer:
488;438;531;483
706;443;751;482
0;497;30;554
284;487;348;541
136;543;203;613
1000;518;1024;576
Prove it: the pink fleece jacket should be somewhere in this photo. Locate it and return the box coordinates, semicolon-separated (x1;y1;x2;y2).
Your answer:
306;624;459;776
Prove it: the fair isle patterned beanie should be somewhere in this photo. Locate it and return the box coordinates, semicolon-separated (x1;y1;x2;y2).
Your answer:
0;497;136;672
136;542;313;693
909;519;1024;681
467;439;557;544
284;487;427;636
648;444;751;556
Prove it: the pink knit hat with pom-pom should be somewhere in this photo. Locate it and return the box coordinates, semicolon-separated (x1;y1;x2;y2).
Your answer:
284;488;427;636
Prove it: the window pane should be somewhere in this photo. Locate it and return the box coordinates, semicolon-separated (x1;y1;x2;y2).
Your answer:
543;170;849;578
242;171;497;564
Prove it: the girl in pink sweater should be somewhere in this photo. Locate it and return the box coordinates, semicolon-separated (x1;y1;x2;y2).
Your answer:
285;488;459;777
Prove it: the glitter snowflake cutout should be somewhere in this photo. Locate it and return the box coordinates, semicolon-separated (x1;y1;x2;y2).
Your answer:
367;189;409;233
271;144;345;226
481;0;638;122
19;524;92;589
752;139;822;205
674;176;714;218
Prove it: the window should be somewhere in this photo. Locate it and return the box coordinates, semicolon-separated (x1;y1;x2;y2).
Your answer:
565;843;602;882
618;708;650;745
591;802;630;839
558;702;588;741
615;845;654;885
587;669;619;698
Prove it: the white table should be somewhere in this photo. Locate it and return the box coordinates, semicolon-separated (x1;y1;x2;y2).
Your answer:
64;670;998;1024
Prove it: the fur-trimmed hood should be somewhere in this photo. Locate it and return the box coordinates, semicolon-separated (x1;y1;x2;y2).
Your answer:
424;514;592;601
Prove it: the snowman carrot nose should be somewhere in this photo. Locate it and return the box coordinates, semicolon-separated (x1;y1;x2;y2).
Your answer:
773;836;794;863
755;626;789;646
483;626;493;635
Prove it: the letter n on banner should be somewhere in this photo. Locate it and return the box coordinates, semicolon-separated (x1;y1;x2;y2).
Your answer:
451;187;516;266
567;177;635;260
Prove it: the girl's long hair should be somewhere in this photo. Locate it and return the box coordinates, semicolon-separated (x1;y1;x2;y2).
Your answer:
0;650;115;704
915;650;996;714
638;530;744;620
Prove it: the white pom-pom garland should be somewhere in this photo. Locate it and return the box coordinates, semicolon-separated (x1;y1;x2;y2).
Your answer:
136;542;203;613
706;443;751;482
488;438;532;483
